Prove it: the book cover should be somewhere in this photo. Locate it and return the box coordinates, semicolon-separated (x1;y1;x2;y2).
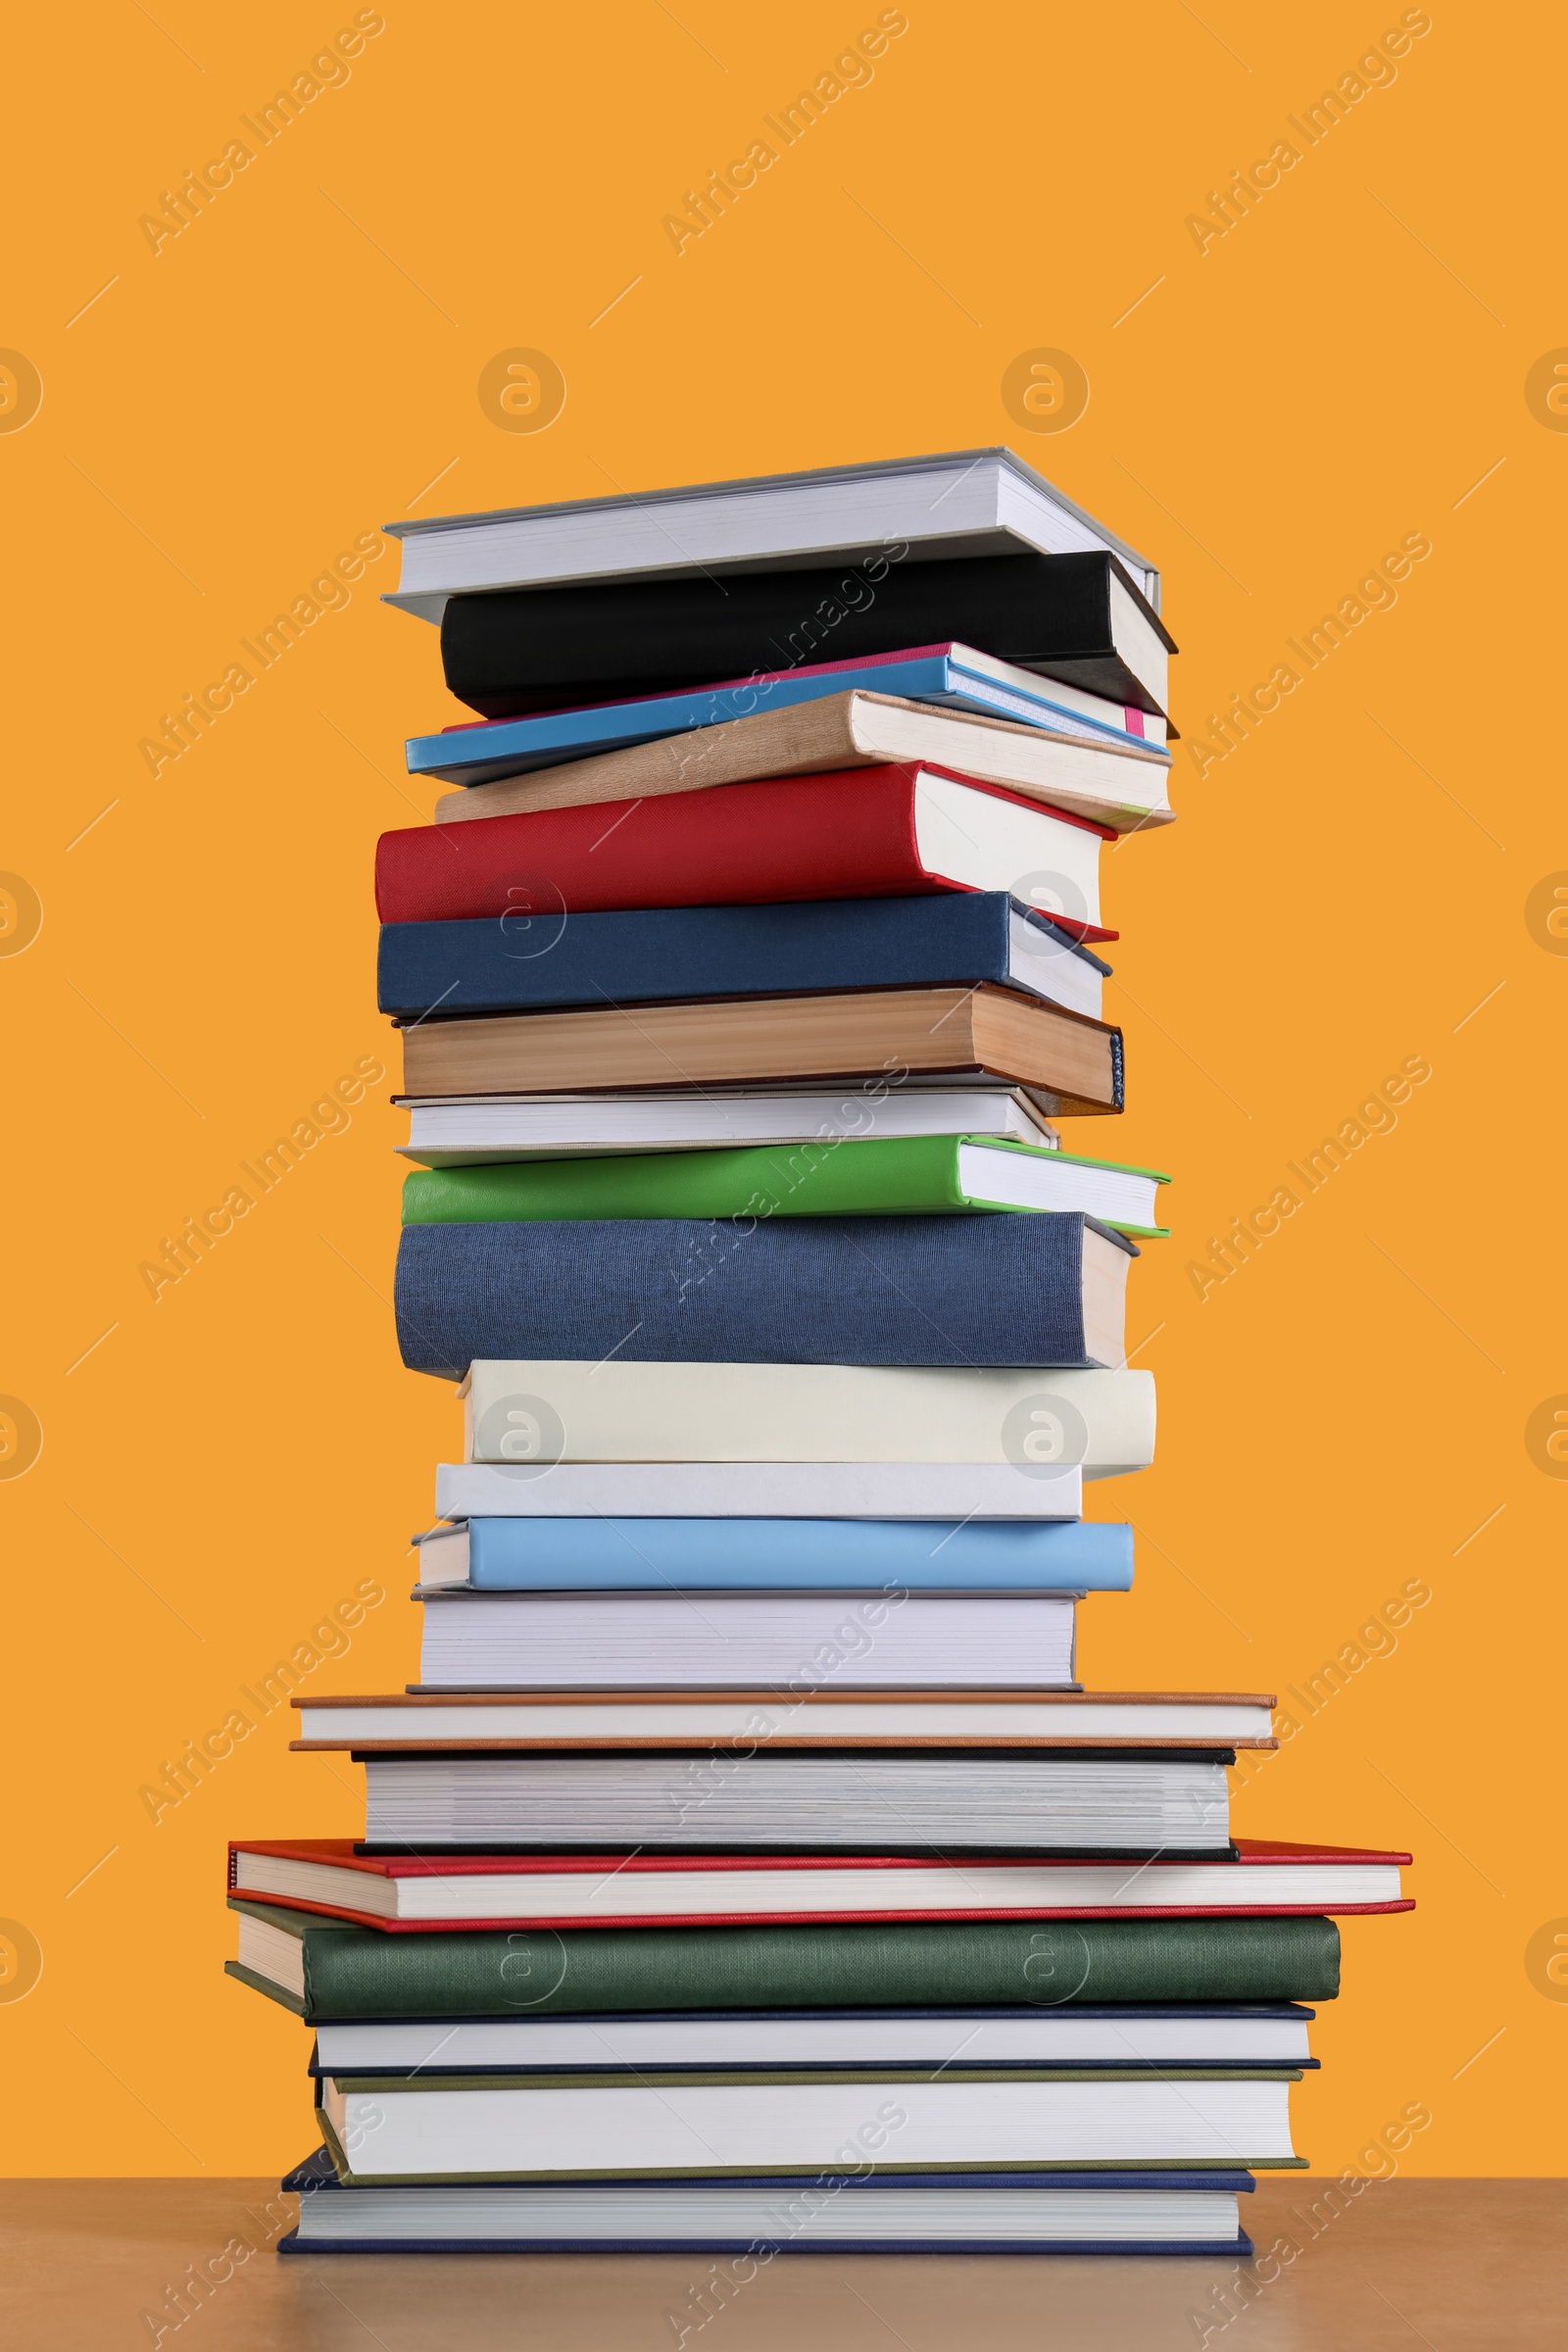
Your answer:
397;985;1126;1117
225;1896;1346;2016
438;549;1174;720
406;650;1175;788
394;1210;1136;1378
401;1136;1165;1235
378;897;1110;1022
447;1516;1136;1591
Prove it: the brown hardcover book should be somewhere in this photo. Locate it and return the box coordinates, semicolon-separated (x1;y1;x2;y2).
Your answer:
399;984;1123;1117
432;689;1174;833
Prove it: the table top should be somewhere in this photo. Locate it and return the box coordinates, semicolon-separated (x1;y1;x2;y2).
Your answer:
1;2177;1563;2351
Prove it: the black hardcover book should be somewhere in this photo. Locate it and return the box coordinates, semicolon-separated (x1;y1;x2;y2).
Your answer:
440;551;1176;721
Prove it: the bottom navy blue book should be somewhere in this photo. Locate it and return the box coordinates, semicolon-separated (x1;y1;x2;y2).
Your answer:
278;2148;1254;2256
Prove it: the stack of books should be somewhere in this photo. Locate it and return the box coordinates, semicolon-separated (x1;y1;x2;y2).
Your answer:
226;452;1411;2258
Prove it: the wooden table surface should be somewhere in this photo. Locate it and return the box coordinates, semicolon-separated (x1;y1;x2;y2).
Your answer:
1;2178;1562;2350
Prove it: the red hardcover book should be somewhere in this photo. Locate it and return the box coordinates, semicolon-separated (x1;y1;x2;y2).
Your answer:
374;763;1114;930
227;1838;1413;1934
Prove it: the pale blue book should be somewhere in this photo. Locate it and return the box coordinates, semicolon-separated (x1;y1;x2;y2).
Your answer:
415;1518;1133;1592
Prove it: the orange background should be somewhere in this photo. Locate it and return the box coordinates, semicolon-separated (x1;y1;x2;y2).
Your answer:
2;0;1562;2176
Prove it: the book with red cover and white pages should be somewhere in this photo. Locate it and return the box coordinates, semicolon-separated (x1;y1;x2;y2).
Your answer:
227;1839;1412;1932
374;764;1115;934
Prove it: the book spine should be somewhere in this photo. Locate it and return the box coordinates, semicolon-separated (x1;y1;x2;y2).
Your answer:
300;1913;1342;2022
393;1214;1096;1378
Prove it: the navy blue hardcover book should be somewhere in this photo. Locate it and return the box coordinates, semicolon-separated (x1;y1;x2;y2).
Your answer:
376;894;1110;1021
277;2146;1254;2256
395;1211;1138;1378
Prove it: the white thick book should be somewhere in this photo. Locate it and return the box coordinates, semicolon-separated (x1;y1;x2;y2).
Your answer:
435;1461;1085;1521
285;2174;1250;2250
350;1752;1234;1854
382;448;1160;623
319;2073;1295;2180
310;2006;1313;2075
398;1084;1061;1166
416;1590;1080;1690
460;1363;1154;1474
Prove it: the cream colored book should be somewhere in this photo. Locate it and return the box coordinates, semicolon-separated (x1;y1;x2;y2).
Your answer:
459;1362;1154;1478
432;689;1173;833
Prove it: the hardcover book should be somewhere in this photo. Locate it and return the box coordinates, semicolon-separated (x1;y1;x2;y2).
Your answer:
414;1588;1083;1692
414;1516;1135;1591
228;1841;1404;1936
277;2150;1255;2256
382;448;1163;620
396;985;1127;1117
407;647;1174;789
430;1461;1087;1523
313;2065;1303;2181
226;1897;1346;2018
435;689;1174;833
456;1360;1155;1470
402;1137;1167;1235
438;549;1174;721
378;896;1111;1023
396;1211;1136;1378
396;1082;1062;1167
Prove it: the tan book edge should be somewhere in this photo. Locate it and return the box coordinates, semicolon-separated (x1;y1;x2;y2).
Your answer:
290;1690;1278;1753
293;1690;1277;1707
431;690;1175;833
294;1739;1277;1751
399;985;1122;1117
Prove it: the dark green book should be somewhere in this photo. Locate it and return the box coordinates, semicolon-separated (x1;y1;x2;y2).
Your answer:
228;1900;1339;2024
400;1134;1171;1238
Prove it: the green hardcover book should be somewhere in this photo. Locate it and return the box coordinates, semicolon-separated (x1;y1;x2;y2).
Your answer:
227;1902;1338;2024
400;1134;1172;1237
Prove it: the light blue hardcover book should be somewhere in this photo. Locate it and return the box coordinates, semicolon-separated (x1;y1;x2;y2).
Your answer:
406;643;1169;787
416;1518;1134;1592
